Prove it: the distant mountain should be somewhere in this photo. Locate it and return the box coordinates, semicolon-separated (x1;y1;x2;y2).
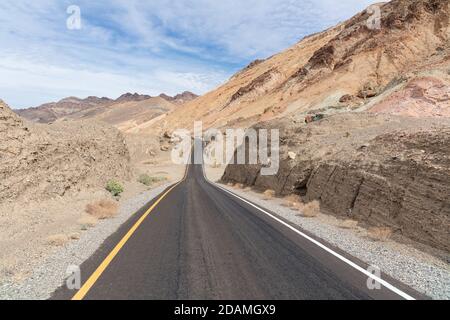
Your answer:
15;96;114;123
159;91;199;105
15;91;199;124
115;93;152;103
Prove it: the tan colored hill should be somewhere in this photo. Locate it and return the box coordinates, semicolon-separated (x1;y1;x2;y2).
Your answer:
0;99;131;203
154;0;448;132
59;96;178;133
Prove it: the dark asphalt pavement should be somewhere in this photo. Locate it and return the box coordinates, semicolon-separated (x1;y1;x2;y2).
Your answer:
52;149;422;300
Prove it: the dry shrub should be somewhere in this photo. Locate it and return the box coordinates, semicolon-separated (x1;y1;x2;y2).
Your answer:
243;187;252;192
367;227;392;242
86;199;119;220
263;189;276;200
77;215;98;228
340;219;359;229
283;195;303;209
46;234;69;247
301;200;320;218
227;182;234;187
234;183;244;189
292;201;305;210
69;233;80;240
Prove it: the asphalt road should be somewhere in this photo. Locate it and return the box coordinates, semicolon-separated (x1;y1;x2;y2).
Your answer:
53;147;422;300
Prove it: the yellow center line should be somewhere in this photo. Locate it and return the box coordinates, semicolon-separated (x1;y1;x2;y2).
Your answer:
72;166;189;300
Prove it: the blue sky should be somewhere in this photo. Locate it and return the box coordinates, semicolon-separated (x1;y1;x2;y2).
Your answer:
0;0;375;109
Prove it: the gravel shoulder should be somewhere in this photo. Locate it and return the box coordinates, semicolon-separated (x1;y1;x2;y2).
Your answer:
205;165;450;300
0;182;177;300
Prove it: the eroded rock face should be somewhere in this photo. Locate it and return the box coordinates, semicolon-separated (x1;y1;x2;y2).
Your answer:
306;129;450;251
0;100;131;203
369;77;450;117
222;113;450;252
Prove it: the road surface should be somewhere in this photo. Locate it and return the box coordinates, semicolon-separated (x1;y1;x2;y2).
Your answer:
53;146;422;300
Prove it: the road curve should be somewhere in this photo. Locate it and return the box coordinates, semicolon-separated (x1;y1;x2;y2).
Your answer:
52;149;422;300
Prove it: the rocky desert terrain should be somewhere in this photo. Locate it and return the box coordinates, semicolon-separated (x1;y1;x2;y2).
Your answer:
1;100;130;203
0;97;186;282
0;0;448;298
208;0;450;254
154;0;448;133
222;113;450;252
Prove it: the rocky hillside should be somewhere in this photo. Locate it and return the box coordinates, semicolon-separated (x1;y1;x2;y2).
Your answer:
156;0;448;132
0;100;131;203
218;0;450;253
222;113;450;252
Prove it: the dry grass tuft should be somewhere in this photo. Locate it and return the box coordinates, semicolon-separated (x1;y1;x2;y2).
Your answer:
85;199;119;220
282;195;303;209
262;189;276;200
227;182;234;187
77;215;98;228
300;200;321;218
367;227;392;242
292;201;305;210
46;234;69;247
243;187;252;192
234;183;244;189
339;219;359;229
69;233;81;240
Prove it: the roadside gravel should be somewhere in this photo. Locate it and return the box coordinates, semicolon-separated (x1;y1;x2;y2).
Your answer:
218;184;450;300
0;182;175;300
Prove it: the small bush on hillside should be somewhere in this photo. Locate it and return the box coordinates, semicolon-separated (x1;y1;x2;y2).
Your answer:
106;180;124;196
138;174;166;186
46;234;69;247
86;199;119;219
301;200;320;218
283;195;303;209
367;227;392;242
77;215;98;229
263;189;276;200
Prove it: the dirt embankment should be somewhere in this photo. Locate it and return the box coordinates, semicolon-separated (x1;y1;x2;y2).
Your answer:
222;113;450;252
0;100;131;204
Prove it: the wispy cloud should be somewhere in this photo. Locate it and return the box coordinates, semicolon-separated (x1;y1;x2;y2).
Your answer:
0;0;375;108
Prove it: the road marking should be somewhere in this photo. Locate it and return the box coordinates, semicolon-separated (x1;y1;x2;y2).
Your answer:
203;169;416;300
72;170;188;300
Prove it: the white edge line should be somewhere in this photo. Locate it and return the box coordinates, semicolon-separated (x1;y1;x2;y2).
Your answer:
201;164;415;301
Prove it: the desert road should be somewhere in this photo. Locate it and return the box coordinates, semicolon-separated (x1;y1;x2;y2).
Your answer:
53;144;423;300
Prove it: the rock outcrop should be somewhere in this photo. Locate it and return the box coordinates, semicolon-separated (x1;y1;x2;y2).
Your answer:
0;100;131;203
222;113;450;252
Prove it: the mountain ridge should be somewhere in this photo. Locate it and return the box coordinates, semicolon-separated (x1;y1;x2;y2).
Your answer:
14;91;198;124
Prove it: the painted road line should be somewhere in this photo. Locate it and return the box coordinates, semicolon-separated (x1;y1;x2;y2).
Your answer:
72;179;186;300
203;167;415;301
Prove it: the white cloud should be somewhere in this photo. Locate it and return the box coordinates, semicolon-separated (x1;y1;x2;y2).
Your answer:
0;0;376;108
0;54;227;108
